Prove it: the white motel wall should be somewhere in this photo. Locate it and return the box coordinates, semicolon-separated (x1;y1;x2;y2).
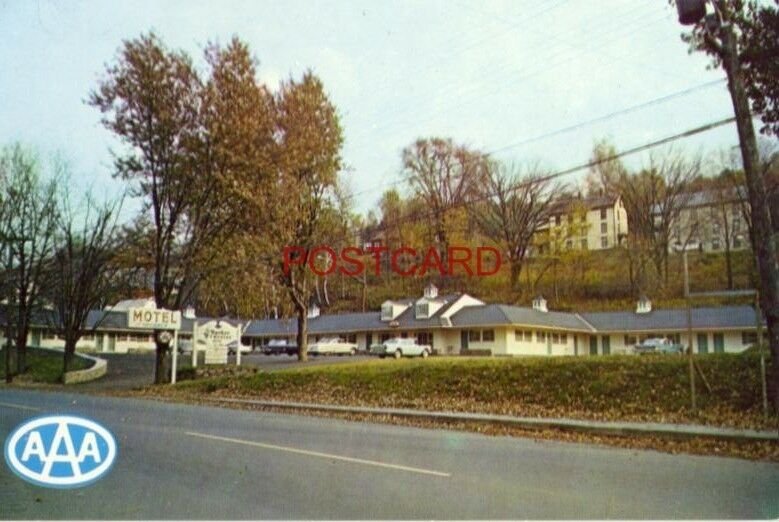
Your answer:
0;288;764;357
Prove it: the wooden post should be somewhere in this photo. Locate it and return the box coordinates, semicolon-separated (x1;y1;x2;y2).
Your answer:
756;292;768;420
684;250;697;412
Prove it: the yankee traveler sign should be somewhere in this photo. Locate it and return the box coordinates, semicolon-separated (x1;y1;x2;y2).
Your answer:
127;308;181;330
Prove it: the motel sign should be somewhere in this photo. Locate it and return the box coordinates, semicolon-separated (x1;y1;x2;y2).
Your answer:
127;308;181;331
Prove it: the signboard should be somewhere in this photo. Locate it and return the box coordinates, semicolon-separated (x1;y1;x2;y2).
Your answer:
195;320;239;365
128;308;181;331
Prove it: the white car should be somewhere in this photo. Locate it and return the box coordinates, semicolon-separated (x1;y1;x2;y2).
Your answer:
227;340;252;355
308;337;358;356
370;338;431;359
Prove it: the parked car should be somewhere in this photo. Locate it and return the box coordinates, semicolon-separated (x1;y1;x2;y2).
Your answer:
177;339;193;355
370;337;431;359
263;339;298;356
634;337;684;355
227;340;252;355
308;337;359;356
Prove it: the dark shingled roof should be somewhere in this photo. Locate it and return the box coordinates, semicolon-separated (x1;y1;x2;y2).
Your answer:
580;306;759;332
452;304;593;331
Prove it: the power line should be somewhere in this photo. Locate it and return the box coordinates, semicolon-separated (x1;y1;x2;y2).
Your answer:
331;117;737;247
343;81;729;203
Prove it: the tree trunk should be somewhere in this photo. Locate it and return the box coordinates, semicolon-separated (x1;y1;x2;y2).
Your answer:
154;339;169;384
509;260;521;291
725;245;734;290
721;25;779;410
296;305;308;362
62;340;76;380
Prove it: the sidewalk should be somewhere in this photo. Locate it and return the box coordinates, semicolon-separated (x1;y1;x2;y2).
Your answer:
206;397;779;442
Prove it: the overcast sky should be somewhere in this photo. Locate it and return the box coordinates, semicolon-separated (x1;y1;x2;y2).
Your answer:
0;0;745;218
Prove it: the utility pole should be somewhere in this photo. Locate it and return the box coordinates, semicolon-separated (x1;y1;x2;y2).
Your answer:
677;0;779;415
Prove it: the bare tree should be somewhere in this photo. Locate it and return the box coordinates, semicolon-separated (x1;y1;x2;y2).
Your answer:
471;162;555;290
48;188;124;375
0;144;59;376
619;150;698;286
402;138;490;265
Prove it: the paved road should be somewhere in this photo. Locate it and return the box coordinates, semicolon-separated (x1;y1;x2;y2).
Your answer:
72;353;372;392
1;389;777;519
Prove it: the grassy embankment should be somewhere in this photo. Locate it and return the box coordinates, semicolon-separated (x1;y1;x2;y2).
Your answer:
158;352;774;430
0;347;91;383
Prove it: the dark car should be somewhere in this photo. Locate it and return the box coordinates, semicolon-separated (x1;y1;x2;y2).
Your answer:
262;339;298;356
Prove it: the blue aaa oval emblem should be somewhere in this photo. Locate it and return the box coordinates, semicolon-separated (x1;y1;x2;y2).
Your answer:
4;415;117;488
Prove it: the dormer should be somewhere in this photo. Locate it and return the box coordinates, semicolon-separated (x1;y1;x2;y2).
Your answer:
414;297;444;319
636;295;652;314
381;300;409;321
424;283;438;299
532;295;548;313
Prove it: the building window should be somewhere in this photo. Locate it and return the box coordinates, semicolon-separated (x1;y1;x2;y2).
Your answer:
468;330;481;342
600;222;608;234
742;331;758;345
536;331;546;343
551;333;560;344
346;334;357;343
600;208;607;220
560;333;567;344
482;330;495;342
381;304;393;320
416;303;429;317
624;335;637;346
601;236;608;248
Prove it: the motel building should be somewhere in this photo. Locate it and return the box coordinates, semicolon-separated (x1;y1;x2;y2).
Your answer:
0;285;766;357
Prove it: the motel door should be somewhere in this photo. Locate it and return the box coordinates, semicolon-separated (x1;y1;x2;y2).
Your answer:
589;336;597;355
601;336;611;355
713;333;725;353
461;331;469;350
697;334;708;354
366;333;372;350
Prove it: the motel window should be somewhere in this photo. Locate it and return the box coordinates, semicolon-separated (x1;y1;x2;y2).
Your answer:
742;331;758;345
601;236;608;248
380;333;392;342
624;335;637;346
515;330;532;342
401;332;408;339
560;333;567;344
551;333;560;344
600;222;608;234
416;303;429;317
346;334;357;343
514;330;522;341
536;331;546;343
468;330;481;342
482;330;495;342
600;208;607;220
381;304;393;320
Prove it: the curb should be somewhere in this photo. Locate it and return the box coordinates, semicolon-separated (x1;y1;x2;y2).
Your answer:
205;397;779;442
31;346;108;384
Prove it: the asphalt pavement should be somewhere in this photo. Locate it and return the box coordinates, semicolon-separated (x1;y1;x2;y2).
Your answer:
1;388;778;519
70;352;372;392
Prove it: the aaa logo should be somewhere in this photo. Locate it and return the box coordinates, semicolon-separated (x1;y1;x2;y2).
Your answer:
4;415;117;488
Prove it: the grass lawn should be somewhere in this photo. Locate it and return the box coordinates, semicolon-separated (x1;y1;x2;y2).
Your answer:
0;347;91;384
158;352;775;430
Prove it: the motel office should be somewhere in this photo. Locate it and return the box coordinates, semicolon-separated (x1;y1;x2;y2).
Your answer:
1;285;765;356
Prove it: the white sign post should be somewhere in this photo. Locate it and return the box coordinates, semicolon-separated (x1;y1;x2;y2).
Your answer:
127;308;181;384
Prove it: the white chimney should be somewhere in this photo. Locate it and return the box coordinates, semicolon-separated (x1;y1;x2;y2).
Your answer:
424;283;438;299
183;306;196;319
307;303;320;319
636;295;652;314
532;295;548;313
